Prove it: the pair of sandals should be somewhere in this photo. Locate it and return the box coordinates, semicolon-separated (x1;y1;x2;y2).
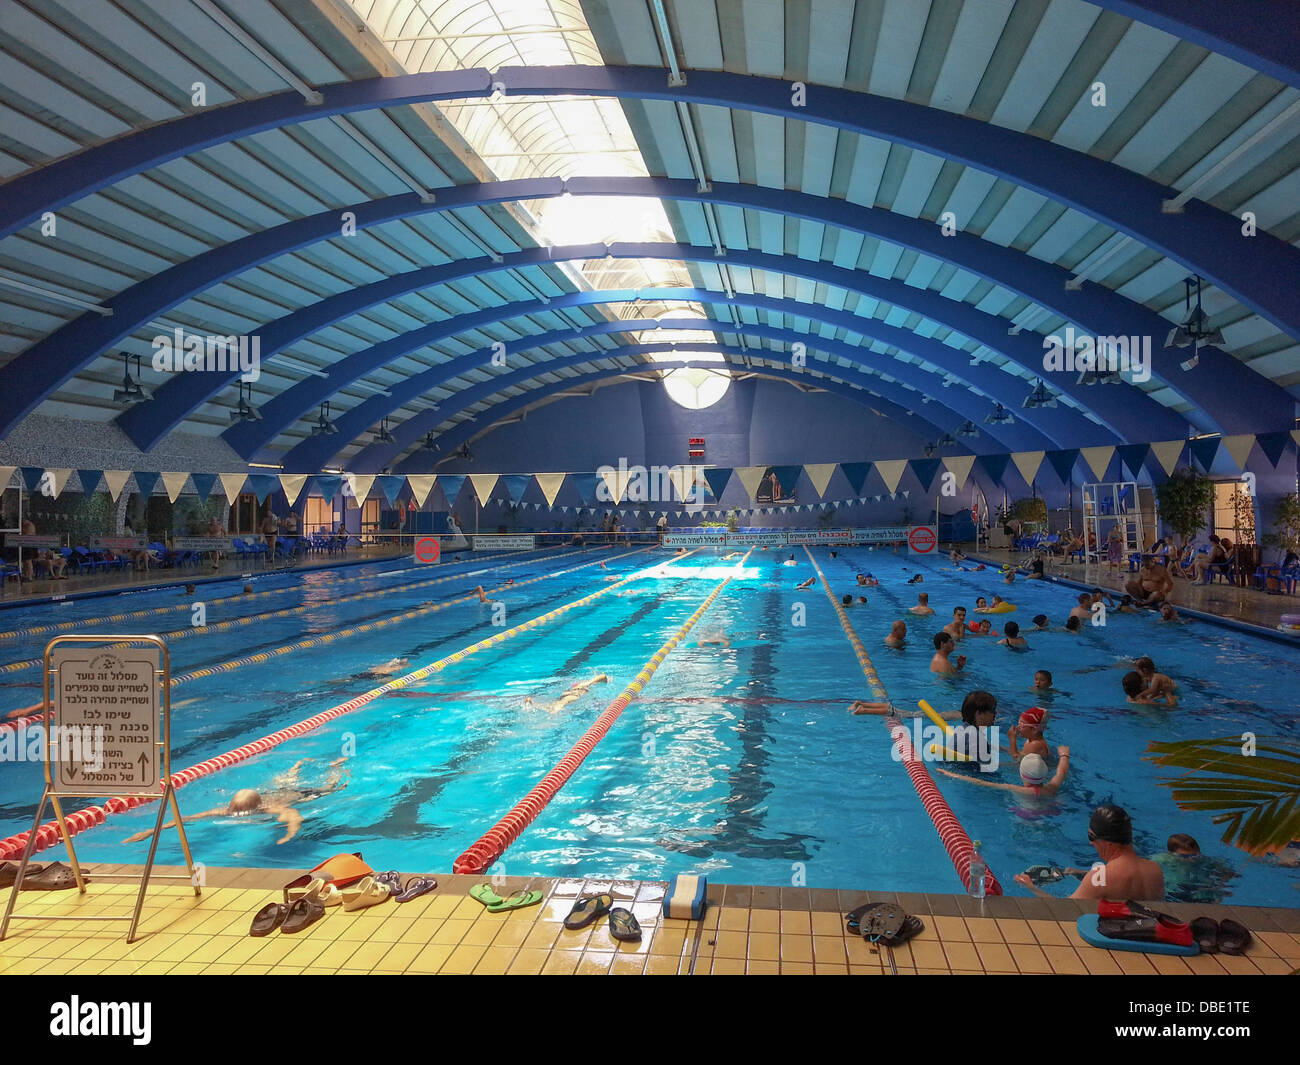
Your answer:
845;902;925;947
1095;899;1252;952
564;892;641;942
251;873;439;936
0;861;82;891
470;883;544;913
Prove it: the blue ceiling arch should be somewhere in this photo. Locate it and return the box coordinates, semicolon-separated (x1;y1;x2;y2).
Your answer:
340;359;970;476
224;287;1096;461
1088;0;1300;89
3;65;1297;344
119;242;1178;456
277;328;1038;472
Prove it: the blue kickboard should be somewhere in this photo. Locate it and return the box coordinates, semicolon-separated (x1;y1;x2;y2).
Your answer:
1075;914;1199;956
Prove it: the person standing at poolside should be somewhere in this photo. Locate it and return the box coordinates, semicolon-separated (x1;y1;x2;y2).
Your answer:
260;509;279;564
1014;804;1163;901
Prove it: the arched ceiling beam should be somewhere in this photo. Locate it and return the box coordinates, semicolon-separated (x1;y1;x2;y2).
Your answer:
228;287;1089;460
3;66;1296;343
279;331;1033;472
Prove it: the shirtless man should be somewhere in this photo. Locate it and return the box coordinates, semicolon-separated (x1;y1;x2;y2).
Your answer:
909;593;935;616
1126;556;1173;606
1068;592;1093;622
930;632;966;674
795;576;815;590
125;757;349;846
883;620;907;648
943;607;968;642
1135;656;1178;705
1014;805;1164;901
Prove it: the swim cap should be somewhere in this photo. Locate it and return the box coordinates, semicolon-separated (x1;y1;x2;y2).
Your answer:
1089;804;1133;845
1019;706;1046;729
1020;754;1049;785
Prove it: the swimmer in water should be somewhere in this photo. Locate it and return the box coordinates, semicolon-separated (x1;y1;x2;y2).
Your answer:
795;577;815;589
856;573;879;587
1134;656;1178;705
1069;593;1092;622
909;592;934;616
124;757;350;845
883;619;907;648
1008;706;1049;761
997;621;1027;648
930;632;966;674
524;674;610;714
243;584;254;594
697;632;731;648
722;552;740;560
936;748;1069;798
975;597;988;610
1152;833;1238;905
1032;669;1053;693
1064;616;1082;633
1159;603;1180;622
1031;614;1049;630
782;554;798;567
943;607;968;642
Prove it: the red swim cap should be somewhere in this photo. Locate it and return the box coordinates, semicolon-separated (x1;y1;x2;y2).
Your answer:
1019;706;1047;728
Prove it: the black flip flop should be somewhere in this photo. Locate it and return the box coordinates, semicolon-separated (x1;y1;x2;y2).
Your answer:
1191;917;1220;954
608;907;642;942
564;893;612;930
250;902;291;937
0;862;45;889
281;896;326;934
20;861;83;891
1217;919;1252;956
393;876;438;904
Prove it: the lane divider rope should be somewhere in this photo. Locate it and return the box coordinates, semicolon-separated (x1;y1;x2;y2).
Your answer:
451;548;753;875
0;547;675;862
801;547;1001;896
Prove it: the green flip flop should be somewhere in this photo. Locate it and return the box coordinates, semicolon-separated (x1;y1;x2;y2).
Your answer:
469;883;506;908
487;889;543;913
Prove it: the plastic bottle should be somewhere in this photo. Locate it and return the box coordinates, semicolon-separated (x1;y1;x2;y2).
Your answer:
969;840;986;899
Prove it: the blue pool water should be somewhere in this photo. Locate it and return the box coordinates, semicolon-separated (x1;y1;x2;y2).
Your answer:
1;545;1296;905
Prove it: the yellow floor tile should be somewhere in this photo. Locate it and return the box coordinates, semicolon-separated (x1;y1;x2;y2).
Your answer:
541;950;580;975
1146;953;1193;975
429;918;473;947
781;961;814;975
374;942;425;972
748;909;780;934
1008;942;1052;974
975;940;1019;972
908;939;950;969
746;959;781;974
812;935;847;965
932;915;971;941
523;922;560;951
713;930;748;958
1029;920;1069;947
1075;948;1123;975
748;931;781;961
996;918;1037;944
1251;956;1295;975
779;935;813;963
1039;945;1089;975
965;917;1003;943
507;948;551;975
1215;954;1263;975
649;926;686;956
810;912;843;936
1110;949;1157;975
491;920;535;948
710;956;746;975
471;945;517;975
440;943;487;975
609;953;647;975
780;910;811;936
460;920;502;947
407;942;453;974
642;954;681;975
717;907;749;931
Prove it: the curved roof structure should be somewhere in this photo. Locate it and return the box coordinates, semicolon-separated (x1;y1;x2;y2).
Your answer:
1;0;1296;472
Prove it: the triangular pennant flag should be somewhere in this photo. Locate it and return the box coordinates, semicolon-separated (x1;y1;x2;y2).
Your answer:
908;458;942;491
40;469;72;499
902;490;910;498
1080;446;1115;481
702;468;732;501
161;472;189;503
666;465;699;504
406;475;437;507
841;462;873;495
737;466;768;500
1044;449;1079;484
191;473;217;502
1188;436;1221;471
1255;431;1292;468
134;471;161;499
1220;434;1255;470
534;474;565;507
1116;444;1149;479
941;455;975;491
803;463;837;498
0;467;13;491
345;473;375;503
875;460;908;495
438;474;467;506
19;467;43;493
279;474;309;507
977;454;1010;485
103;471;131;502
1149;440;1185;476
597;467;631;504
245;474;278;504
502;475;531;504
1009;451;1044;487
468;473;499;504
570;473;598;504
312;474;343;503
218;472;247;503
76;469;102;495
376;475;405;508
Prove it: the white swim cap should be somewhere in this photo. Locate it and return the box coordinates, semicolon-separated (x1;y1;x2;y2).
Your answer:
1020;754;1049;785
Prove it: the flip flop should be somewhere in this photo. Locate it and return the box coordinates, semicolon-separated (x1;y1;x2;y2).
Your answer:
0;862;44;889
1191;917;1220;954
341;876;392;912
486;889;543;913
608;907;642;941
393;876;438;904
1217;919;1252;956
20;861;83;891
564;893;613;929
470;883;506;908
249;902;291;937
281;896;326;934
374;870;403;895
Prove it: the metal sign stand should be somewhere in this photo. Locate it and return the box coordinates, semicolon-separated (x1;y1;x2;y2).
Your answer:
0;634;200;943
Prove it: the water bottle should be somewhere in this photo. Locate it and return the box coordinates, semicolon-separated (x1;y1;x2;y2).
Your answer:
969;840;986;899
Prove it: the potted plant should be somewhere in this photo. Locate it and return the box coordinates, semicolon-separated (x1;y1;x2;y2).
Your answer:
1154;468;1215;550
725;511;739;533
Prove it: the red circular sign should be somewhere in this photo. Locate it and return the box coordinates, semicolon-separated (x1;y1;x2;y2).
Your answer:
414;536;441;563
908;525;937;553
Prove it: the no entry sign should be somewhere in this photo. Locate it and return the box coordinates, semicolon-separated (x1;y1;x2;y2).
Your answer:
908;525;938;554
413;536;441;563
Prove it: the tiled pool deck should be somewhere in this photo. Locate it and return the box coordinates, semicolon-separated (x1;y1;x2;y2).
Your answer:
2;866;1296;975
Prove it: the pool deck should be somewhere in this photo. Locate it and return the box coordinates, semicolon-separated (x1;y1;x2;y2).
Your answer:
2;865;1296;975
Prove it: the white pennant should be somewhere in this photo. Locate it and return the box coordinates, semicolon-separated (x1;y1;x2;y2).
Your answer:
406;475;437;507
468;473;499;503
45;469;73;499
1010;451;1044;487
1149;440;1186;476
1080;446;1116;481
218;472;247;504
102;471;131;502
160;472;189;503
737;466;768;500
942;455;976;490
875;460;908;494
803;463;836;497
534;473;566;507
278;474;308;507
1220;435;1255;470
345;474;375;503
